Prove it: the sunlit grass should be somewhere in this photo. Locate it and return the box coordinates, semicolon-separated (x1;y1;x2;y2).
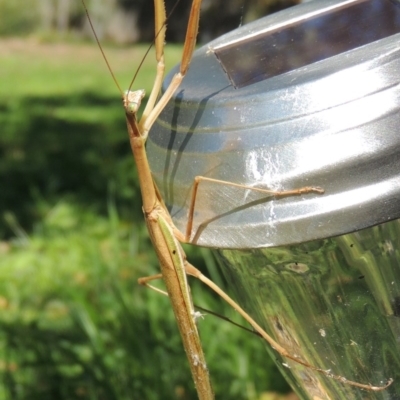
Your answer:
0;38;182;98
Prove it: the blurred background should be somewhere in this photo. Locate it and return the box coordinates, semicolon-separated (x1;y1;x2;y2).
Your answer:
0;0;302;398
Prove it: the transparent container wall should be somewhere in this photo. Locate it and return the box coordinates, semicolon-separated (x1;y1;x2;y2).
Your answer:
213;219;400;399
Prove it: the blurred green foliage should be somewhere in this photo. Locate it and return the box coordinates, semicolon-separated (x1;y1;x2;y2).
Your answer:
0;39;290;399
0;39;166;238
0;201;289;399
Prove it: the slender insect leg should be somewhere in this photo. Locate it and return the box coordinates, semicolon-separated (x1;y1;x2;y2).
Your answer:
140;0;167;126
184;262;393;392
138;273;169;296
141;0;203;138
185;175;324;242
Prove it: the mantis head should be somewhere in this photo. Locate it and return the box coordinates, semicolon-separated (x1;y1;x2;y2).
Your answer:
124;89;146;115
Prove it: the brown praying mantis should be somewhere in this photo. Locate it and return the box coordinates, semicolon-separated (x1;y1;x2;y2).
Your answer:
81;0;393;398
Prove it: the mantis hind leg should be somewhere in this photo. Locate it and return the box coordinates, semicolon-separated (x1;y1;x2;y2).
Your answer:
184;262;393;392
138;260;393;391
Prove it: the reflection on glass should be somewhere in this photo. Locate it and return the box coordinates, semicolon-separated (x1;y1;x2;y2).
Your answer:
214;218;400;399
214;0;400;88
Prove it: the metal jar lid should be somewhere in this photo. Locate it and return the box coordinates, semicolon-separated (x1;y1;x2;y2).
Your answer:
147;0;400;249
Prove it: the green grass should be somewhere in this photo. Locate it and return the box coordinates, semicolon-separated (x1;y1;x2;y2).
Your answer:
0;38;291;399
0;38;182;97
